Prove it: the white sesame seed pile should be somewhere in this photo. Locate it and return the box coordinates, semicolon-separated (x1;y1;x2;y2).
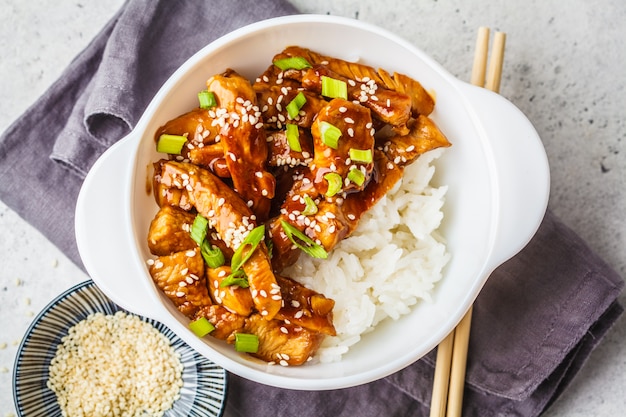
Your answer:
47;311;183;417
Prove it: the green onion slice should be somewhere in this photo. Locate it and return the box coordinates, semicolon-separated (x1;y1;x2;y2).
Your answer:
220;269;250;288
302;195;318;216
234;333;260;353
347;168;366;186
198;90;217;109
189;317;215;337
156;134;187;155
280;220;328;259
286;92;307;120
323;172;343;197
190;214;209;246
230;224;265;273
286;124;302;152
321;76;348;100
349;148;373;163
201;240;225;268
273;56;312;71
320;121;341;149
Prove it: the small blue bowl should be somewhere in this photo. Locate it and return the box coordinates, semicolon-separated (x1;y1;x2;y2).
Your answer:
13;280;228;417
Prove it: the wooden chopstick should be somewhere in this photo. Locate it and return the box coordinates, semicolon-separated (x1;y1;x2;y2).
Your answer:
429;26;506;417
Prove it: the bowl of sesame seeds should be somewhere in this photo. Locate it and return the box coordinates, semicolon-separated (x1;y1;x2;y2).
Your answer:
12;280;227;417
75;14;549;390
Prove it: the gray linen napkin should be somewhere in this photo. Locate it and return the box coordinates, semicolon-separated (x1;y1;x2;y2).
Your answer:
0;1;623;416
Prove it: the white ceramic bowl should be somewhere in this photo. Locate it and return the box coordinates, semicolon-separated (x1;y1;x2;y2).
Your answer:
75;14;549;390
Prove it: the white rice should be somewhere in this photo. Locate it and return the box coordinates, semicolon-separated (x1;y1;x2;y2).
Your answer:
284;149;450;363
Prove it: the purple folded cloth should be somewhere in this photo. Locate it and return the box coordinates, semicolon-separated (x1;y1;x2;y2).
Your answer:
0;1;622;416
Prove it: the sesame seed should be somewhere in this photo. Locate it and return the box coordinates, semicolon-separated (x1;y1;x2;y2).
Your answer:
280;327;288;334
176;291;185;298
279;360;289;367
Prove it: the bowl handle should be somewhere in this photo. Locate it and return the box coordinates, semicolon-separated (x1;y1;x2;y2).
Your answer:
75;134;164;319
458;83;550;268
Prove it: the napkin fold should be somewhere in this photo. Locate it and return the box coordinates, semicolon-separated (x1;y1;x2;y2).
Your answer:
0;1;623;416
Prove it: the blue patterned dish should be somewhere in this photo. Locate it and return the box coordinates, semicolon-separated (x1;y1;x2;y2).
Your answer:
12;280;228;417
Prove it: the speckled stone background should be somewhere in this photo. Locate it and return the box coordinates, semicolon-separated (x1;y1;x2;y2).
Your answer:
1;1;624;416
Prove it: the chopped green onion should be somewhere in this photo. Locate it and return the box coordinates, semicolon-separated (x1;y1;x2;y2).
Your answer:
323;172;343;197
190;214;209;246
272;56;312;71
234;333;259;353
280;220;328;259
347;168;366;186
286;124;302;152
302;195;318;216
266;237;273;260
286;92;307;119
230;225;265;273
201;240;225;268
189;317;215;337
321;76;348;100
156;134;187;155
320;121;341;149
220;269;250;288
198;90;217;109
349;148;373;163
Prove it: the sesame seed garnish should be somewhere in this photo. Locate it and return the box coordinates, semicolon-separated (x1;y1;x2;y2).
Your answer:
176;291;185;298
279;360;289;367
185;250;196;257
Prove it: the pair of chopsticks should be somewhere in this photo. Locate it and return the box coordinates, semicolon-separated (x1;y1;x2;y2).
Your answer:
429;27;506;417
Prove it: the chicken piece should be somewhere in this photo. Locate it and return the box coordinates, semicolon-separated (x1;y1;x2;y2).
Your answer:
243;314;324;365
266;128;314;169
381;114;451;166
341;149;405;228
187;142;231;178
193;304;246;341
155;107;222;147
300;65;412;132
376;69;435;117
206;69;275;221
310;98;375;196
148;248;211;318
267;215;301;272
147;205;197;256
153;160;282;319
207;266;254;316
276;275;336;336
277;46;434;117
256;87;328;130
